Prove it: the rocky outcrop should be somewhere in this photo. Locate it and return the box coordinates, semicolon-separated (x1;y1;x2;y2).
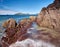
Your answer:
37;0;60;32
1;18;33;47
1;0;60;47
2;18;17;28
36;0;60;46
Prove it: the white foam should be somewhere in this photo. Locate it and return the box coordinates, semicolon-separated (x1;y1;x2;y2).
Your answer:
9;38;56;47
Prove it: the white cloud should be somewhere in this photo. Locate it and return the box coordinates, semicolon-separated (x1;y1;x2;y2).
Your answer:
0;10;18;15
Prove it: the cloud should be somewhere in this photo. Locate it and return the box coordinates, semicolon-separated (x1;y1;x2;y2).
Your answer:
0;10;18;15
0;5;19;15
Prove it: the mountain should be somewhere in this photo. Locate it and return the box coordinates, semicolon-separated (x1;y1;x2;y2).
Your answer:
15;13;27;15
15;13;38;16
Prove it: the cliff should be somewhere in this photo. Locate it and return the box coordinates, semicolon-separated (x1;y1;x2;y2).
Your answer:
37;0;60;32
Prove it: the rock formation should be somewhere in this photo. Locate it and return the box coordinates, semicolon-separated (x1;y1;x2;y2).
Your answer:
1;18;33;47
2;18;17;28
37;0;60;32
29;16;36;22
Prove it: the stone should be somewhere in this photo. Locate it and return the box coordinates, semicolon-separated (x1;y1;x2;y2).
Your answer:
2;18;17;28
19;19;27;25
18;18;33;28
29;16;36;22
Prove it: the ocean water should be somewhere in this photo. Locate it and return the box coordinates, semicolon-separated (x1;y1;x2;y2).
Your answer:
0;15;37;25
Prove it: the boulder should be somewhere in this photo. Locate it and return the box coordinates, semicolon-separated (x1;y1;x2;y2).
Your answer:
18;18;33;28
2;18;17;28
19;19;27;25
29;16;36;22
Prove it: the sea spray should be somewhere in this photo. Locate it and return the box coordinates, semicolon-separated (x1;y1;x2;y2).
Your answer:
9;38;55;47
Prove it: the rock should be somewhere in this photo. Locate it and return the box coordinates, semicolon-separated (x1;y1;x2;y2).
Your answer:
19;19;27;25
18;18;33;28
1;18;33;47
4;28;17;37
29;16;36;22
0;42;2;47
14;19;33;42
37;0;60;32
2;18;17;28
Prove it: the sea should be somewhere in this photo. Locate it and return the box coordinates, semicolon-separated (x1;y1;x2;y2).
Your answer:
0;15;37;25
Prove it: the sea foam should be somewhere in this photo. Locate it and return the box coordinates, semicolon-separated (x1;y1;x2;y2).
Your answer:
9;38;55;47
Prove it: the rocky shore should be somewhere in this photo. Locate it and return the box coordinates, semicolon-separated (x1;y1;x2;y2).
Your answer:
0;0;60;47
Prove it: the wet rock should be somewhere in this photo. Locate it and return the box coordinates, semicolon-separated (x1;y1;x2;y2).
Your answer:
18;18;33;29
0;42;2;47
13;19;33;42
1;27;17;45
1;42;9;47
2;18;17;28
1;18;33;47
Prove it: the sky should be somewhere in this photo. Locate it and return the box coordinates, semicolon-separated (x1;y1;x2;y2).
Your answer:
0;0;54;15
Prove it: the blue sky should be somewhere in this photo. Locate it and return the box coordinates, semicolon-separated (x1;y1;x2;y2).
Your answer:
0;0;54;15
